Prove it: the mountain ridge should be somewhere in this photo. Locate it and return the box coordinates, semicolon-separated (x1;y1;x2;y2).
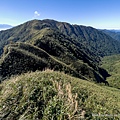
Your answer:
0;19;118;84
0;19;120;57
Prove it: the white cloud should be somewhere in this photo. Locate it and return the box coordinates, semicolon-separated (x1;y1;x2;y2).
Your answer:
34;11;40;17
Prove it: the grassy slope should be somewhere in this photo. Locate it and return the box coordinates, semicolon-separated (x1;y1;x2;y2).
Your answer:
101;54;120;89
0;70;120;119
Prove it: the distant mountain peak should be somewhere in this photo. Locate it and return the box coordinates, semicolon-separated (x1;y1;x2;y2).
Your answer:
0;24;13;31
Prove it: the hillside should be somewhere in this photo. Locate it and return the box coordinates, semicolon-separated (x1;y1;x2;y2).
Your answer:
1;19;118;84
101;54;120;89
0;40;109;84
0;70;120;120
0;19;120;56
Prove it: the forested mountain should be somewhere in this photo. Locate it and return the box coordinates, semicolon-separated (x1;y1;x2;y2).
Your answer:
0;28;109;83
101;29;120;41
0;19;112;83
0;19;119;83
0;19;120;56
0;19;119;82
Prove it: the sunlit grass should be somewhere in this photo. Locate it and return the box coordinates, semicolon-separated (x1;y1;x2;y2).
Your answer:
0;70;120;119
101;54;120;89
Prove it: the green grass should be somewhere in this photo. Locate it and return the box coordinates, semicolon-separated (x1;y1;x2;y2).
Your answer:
0;70;120;119
101;54;120;89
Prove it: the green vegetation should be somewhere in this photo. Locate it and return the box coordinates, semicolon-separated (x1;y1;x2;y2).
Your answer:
0;19;119;84
0;19;120;57
0;70;120;119
0;42;83;81
0;19;120;120
101;54;120;89
0;40;109;84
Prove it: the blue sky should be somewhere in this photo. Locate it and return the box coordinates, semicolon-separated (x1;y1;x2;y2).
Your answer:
1;0;120;29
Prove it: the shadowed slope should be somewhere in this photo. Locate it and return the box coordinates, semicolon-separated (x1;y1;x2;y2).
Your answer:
0;41;109;83
0;19;111;84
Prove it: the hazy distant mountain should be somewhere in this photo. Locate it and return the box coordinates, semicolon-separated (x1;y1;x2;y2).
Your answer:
101;29;120;41
0;24;13;30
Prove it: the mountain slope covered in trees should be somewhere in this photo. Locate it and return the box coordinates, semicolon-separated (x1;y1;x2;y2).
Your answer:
0;19;115;83
0;29;109;83
0;19;120;56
